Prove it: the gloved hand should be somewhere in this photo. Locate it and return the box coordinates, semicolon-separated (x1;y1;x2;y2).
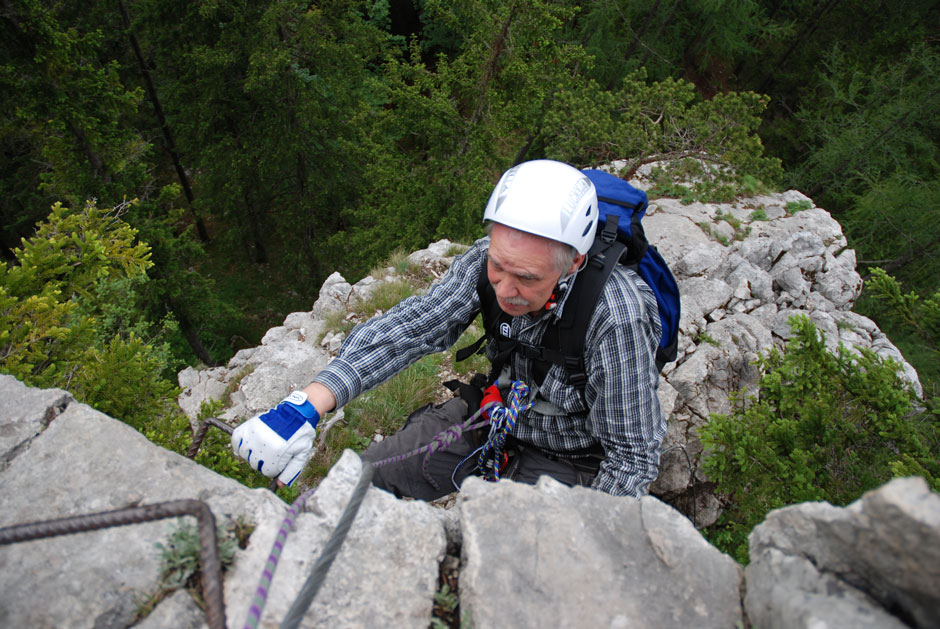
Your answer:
231;391;320;486
480;384;503;419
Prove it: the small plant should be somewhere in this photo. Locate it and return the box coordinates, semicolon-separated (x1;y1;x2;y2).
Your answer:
431;583;460;628
749;208;768;221
319;308;357;341
137;518;242;620
696;332;721;347
835;318;857;332
302;353;445;486
785;199;812;214
445;243;469;257
222;365;254;406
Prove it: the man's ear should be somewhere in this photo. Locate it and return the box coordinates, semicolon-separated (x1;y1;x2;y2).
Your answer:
567;253;586;276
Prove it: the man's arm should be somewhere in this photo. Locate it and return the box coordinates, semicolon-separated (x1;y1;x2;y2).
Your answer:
231;239;488;484
311;240;487;408
301;381;337;416
585;269;665;498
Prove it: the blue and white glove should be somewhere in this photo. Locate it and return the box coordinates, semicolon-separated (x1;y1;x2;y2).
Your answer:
231;391;320;486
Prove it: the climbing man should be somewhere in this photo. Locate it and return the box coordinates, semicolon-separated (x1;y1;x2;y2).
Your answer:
231;159;666;499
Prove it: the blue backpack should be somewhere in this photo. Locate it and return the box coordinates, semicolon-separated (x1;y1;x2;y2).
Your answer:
457;168;680;393
584;168;680;369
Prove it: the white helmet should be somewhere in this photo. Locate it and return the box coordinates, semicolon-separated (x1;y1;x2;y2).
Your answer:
484;160;598;255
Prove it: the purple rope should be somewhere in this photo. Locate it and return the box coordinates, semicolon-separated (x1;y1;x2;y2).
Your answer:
243;487;316;629
367;402;495;491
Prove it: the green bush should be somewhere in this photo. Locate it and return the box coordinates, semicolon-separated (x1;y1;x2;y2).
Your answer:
701;315;939;563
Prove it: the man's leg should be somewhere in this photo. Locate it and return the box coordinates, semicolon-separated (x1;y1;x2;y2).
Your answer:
360;398;481;501
506;444;600;488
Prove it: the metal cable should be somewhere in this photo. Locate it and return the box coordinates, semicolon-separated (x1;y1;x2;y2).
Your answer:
278;462;374;629
0;499;225;629
188;417;277;491
187;416;234;459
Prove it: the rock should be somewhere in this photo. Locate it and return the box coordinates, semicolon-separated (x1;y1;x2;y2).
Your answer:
459;476;743;628
223;452;448;628
747;477;940;629
745;547;908;629
0;388;284;629
311;272;353;319
0;374;71;473
2;373;936;628
134;590;208;629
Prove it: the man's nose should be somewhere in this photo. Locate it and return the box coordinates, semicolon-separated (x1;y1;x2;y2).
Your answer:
494;276;518;299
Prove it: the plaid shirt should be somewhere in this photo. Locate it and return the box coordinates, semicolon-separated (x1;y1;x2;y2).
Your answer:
314;237;665;497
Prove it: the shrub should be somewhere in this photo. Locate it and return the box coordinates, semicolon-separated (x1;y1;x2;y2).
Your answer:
701;315;939;563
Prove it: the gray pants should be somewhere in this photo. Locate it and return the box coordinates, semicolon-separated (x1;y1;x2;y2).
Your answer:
360;398;600;501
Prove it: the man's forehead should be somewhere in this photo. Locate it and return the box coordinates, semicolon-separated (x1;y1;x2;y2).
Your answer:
487;224;556;277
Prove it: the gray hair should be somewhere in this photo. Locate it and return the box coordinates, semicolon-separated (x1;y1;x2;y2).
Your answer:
485;222;578;274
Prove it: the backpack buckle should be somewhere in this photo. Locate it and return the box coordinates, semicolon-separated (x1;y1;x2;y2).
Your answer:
567;372;587;388
601;214;619;244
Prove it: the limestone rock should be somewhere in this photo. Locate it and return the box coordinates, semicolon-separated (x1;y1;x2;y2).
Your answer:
0;374;71;473
745;547;908;629
458;476;743;628
223;451;448;628
747;477;940;629
0;388;284;629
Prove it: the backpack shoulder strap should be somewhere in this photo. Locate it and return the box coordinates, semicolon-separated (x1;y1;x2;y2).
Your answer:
538;215;627;390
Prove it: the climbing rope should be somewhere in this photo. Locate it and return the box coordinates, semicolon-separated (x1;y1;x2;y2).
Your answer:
476;381;534;481
278;463;373;629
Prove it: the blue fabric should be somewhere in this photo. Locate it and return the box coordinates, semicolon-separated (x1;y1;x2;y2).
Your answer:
583;169;680;362
259;400;320;440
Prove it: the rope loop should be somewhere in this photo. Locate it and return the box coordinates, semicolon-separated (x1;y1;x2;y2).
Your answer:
477;381;534;481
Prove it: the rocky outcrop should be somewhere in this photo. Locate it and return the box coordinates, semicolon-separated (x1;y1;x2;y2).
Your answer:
1;374;937;628
746;476;940;629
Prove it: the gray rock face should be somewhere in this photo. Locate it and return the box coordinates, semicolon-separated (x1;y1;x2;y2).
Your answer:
0;376;283;628
0;374;71;473
640;194;920;521
220;452;449;629
747;477;940;629
744;547;909;629
459;476;743;628
0;376;446;628
2;375;937;628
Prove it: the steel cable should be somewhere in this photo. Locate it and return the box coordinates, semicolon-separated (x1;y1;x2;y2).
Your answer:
278;462;374;629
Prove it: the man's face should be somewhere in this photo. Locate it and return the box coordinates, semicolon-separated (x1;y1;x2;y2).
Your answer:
487;223;581;317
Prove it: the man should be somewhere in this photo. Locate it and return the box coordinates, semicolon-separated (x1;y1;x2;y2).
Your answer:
232;160;665;499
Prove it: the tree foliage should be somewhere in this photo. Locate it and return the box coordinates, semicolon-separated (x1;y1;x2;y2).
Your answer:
701;315;940;562
0;200;179;430
2;1;938;459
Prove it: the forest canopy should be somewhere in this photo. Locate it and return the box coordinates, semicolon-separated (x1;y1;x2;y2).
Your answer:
1;0;937;380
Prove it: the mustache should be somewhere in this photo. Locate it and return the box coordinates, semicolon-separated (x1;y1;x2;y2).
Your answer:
502;296;530;307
